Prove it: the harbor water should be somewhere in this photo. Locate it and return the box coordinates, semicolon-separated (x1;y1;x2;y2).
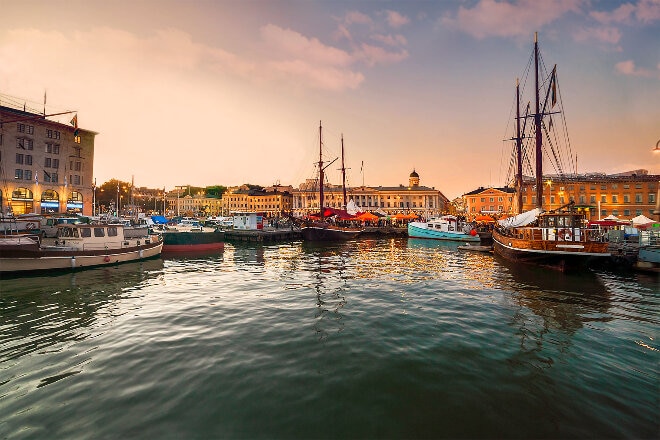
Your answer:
1;238;658;439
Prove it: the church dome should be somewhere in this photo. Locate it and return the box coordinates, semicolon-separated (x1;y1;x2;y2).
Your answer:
410;169;419;178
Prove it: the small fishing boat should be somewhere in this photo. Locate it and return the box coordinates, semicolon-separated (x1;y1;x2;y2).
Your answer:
407;215;479;242
301;121;363;241
0;223;163;274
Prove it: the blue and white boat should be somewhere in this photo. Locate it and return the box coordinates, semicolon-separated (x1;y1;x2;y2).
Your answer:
408;215;479;242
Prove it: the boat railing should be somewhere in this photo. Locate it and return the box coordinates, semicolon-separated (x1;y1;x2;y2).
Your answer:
499;226;606;243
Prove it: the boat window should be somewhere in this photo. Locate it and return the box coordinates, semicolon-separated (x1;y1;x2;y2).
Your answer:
547;217;556;227
107;227;118;237
80;228;91;237
94;227;105;237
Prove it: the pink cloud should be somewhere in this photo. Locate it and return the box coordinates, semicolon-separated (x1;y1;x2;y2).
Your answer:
590;3;636;24
344;10;373;26
371;33;408;47
261;24;353;67
573;26;622;44
615;59;659;78
591;0;660;24
384;10;410;28
636;0;660;23
442;0;582;39
266;60;364;91
356;43;409;66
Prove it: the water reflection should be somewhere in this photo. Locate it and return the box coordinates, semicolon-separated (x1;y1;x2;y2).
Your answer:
0;259;163;363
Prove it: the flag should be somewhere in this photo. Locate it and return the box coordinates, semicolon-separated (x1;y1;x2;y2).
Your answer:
551;67;557;108
64;176;68;187
35;171;38;185
360;161;364;173
70;114;79;136
44;91;47;105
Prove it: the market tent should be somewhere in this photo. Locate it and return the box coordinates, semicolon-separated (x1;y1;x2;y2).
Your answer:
393;213;418;220
475;214;495;223
603;214;621;221
355;212;379;222
588;220;627;227
631;214;654;226
151;215;168;224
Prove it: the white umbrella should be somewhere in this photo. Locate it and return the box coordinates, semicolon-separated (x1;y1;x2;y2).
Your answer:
631;214;655;226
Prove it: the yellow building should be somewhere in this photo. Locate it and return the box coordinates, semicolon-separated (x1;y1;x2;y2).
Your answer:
165;189;223;217
519;170;658;220
1;102;96;215
221;185;293;216
292;170;449;216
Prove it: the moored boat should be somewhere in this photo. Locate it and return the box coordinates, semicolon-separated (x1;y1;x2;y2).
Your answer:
159;226;225;253
301;121;363;241
0;223;162;274
408;215;479;242
492;33;610;271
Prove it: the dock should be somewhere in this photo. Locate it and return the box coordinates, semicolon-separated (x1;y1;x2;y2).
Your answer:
223;228;302;242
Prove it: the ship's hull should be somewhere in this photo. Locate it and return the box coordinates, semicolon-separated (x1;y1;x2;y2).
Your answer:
161;230;225;253
301;225;361;241
492;229;609;272
407;223;480;242
0;239;163;273
634;246;660;273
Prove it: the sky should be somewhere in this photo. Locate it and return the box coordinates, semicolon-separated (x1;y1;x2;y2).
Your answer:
1;0;659;199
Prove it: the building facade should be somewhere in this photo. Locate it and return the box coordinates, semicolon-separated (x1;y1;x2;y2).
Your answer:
518;170;658;220
221;185;293;216
165;190;223;217
292;170;450;216
1;103;96;216
463;187;516;216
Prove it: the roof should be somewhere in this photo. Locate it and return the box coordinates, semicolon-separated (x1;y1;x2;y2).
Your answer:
410;169;419;178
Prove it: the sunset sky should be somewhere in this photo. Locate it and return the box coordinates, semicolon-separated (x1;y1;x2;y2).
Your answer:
1;0;658;199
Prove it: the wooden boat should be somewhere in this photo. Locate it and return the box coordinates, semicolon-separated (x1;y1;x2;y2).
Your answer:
492;33;610;272
301;121;362;241
0;223;162;274
408;215;479;242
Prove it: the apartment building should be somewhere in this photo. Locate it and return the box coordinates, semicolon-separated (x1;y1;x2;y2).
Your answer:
0;102;96;215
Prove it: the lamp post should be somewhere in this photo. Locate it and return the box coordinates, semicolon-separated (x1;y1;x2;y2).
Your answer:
92;178;96;217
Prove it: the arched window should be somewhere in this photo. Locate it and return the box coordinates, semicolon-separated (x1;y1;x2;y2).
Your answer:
11;187;34;215
67;190;84;213
41;189;60;214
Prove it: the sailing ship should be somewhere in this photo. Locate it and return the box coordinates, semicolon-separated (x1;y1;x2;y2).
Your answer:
300;121;362;241
492;33;610;271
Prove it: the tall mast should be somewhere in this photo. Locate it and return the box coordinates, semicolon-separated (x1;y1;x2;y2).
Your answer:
534;32;543;210
341;134;347;210
516;78;523;214
318;121;324;221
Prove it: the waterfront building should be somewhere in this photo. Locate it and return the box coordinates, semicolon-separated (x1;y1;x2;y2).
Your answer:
518;169;658;220
463;187;516;216
165;188;222;217
292;170;450;217
0;100;96;215
221;185;292;217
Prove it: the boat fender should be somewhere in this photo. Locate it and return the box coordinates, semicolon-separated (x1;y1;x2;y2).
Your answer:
470;229;477;236
71;256;76;268
104;256;110;262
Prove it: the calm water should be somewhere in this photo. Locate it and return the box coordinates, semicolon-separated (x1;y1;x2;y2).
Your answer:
0;238;658;439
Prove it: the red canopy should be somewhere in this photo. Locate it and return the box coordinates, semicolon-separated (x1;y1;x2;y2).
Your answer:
355;212;379;221
588;220;628;227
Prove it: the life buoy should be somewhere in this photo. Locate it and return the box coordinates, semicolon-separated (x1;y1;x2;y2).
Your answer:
561;229;573;241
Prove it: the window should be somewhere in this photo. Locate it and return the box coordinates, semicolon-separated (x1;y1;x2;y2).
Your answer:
51;172;58;183
635;183;642;189
80;228;91;238
611;184;618;189
650;193;656;203
16;153;24;164
636;210;642;216
635;193;642;203
74;161;81;171
624;209;630;216
74;136;81;144
107;227;118;237
579;195;586;204
490;197;494;202
26;155;32;165
601;195;607;203
53;144;60;154
590;185;596;190
498;197;503;202
15;169;23;179
601;184;607;190
53;159;59;168
45;157;51;167
612;195;618;203
480;198;485;202
46;143;52;153
612;209;618;216
623;194;630;203
24;170;32;181
623;184;630;189
590;195;596;203
94;228;105;237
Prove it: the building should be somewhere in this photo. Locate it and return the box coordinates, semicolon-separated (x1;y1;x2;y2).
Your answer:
221;185;293;216
463;187;516;216
518;170;658;220
292;169;450;216
165;188;223;217
1;101;96;216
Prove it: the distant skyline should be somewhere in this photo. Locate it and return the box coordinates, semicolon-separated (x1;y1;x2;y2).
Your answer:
1;0;658;199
